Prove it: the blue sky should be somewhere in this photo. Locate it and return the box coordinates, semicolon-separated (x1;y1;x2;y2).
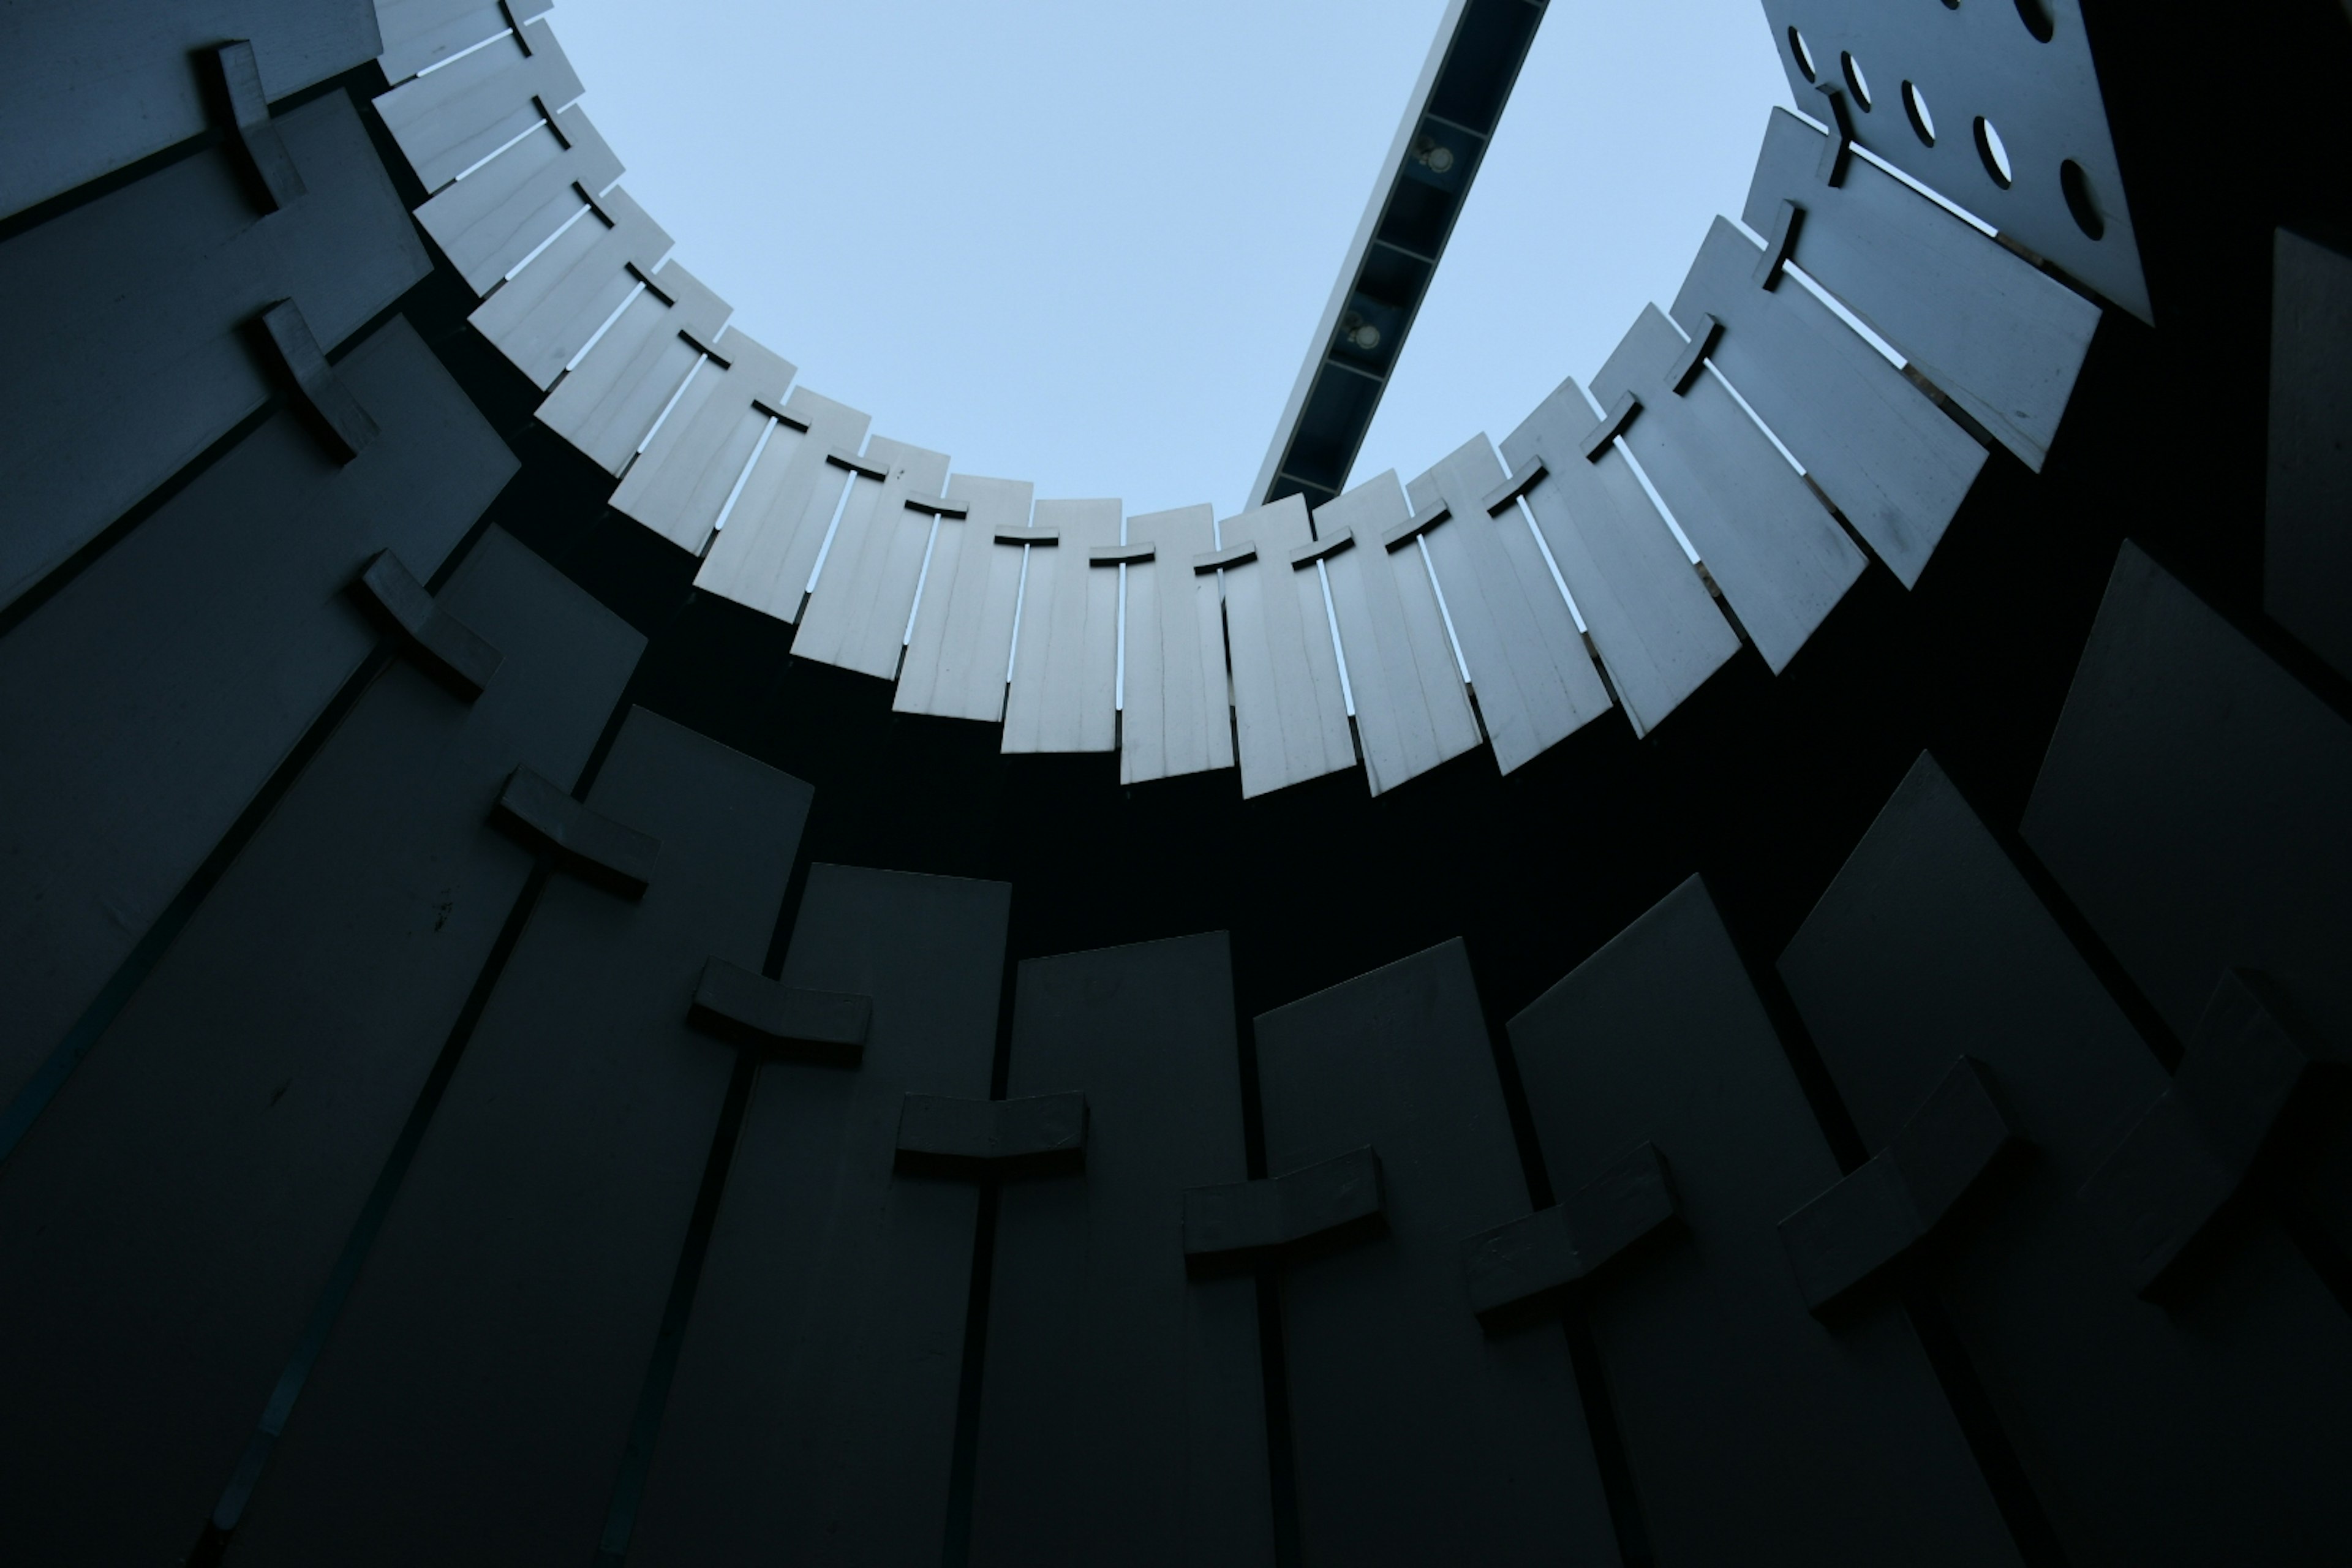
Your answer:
555;0;1790;519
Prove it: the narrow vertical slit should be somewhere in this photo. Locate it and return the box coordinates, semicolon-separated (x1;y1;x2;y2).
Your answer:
1847;140;2000;236
575;675;647;802
803;467;861;598
1800;474;1891;577
1581;633;1624;714
941;1185;1003;1568
0;126;227;248
1475;987;1656;1565
1235;1014;1303;1568
1730;921;1868;1172
1515;499;1587;632
592;1048;759;1566
410;25;518;81
564;281;646;377
0;396;284;647
1975;808;2185;1072
449;115;554;184
189;862;556;1563
0;643;393;1165
1417;534;1472;685
1316;560;1354;717
419;480;511;597
1235;1012;1268;1185
1256;1270;1305;1568
1694;355;1882;575
1005;542;1033;687
1733;910;2068;1566
1220;597;1242;766
1560;1314;1656;1567
1896;1274;2072;1567
1613;437;1702;567
1473;998;1554;1209
707;415;779;544
941;946;1023;1564
1782;262;1911;372
1702;359;1807;477
1463;684;1493;748
1695;562;1760;655
1902;364;2000;450
499;197;594;287
761;843;820;982
631;351;708;459
187;650;639;1559
905;514;943;648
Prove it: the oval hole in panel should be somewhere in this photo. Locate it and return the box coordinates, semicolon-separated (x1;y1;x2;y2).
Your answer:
2061;158;2106;239
1902;80;1937;145
1788;25;1817;80
1841;51;1875;110
1974;116;2015;187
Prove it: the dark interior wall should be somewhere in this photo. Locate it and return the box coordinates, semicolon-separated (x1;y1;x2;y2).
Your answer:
2;4;2350;1564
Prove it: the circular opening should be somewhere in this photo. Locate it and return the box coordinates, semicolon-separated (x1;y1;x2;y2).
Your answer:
1841;51;1874;110
1940;0;1960;9
2060;159;2106;239
1974;116;2015;187
2014;0;2056;41
1902;80;1937;145
1788;25;1817;80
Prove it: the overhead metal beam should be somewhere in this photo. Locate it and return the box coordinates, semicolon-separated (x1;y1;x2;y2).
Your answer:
1253;0;1550;511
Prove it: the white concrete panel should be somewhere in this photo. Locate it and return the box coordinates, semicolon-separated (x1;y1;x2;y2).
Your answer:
1591;306;1865;674
535;262;729;477
374;19;583;193
1498;379;1738;738
792;437;954;680
1406;435;1611;774
609;331;795;556
693;386;872;623
895;475;1037;723
467;186;671;390
1120;505;1231;785
415;104;621;294
1003;500;1120;754
1311;473;1479;795
1213;496;1354;799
